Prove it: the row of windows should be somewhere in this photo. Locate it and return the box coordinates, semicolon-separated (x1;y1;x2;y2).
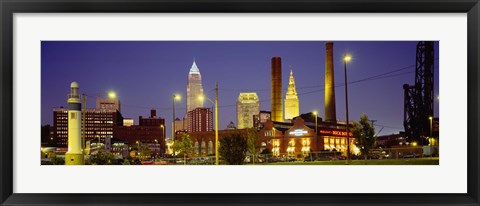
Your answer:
84;127;113;130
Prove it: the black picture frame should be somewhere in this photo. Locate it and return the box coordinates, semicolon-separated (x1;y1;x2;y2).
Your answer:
1;0;479;205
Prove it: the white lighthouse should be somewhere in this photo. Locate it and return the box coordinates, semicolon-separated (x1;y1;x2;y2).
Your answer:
65;82;84;165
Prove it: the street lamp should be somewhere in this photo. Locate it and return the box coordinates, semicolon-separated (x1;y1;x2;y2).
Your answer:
312;111;318;137
344;53;352;164
198;81;219;165
172;94;181;157
108;91;117;99
429;116;433;145
160;125;165;154
154;139;158;157
136;141;140;159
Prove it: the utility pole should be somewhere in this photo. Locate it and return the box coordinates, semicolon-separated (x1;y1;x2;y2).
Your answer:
82;93;86;150
215;81;219;165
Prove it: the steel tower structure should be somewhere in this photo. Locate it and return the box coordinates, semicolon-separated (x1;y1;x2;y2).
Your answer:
403;41;434;145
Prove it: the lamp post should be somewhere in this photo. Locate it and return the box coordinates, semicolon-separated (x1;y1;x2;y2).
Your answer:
154;139;158;157
198;82;219;165
136;140;140;160
344;54;352;164
312;111;318;137
172;94;181;157
429;116;433;145
160;125;165;155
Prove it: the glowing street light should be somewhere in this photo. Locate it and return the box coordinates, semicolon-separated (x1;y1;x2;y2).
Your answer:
172;93;181;157
429;116;433;145
108;91;117;99
344;53;352;164
312;111;318;138
160;125;165;154
197;83;220;166
344;55;352;62
198;95;205;102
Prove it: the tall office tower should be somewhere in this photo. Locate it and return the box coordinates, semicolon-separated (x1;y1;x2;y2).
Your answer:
284;69;300;120
237;92;260;129
186;60;204;113
324;42;337;123
187;108;213;132
271;57;283;122
65;82;84;165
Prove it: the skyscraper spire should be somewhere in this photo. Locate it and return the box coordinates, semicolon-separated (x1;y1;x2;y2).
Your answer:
284;69;299;120
190;59;200;74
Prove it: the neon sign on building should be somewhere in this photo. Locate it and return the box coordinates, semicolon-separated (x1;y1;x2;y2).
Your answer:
289;129;308;136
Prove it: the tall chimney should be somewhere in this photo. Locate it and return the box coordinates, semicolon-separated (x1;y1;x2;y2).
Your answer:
324;42;337;123
151;109;157;118
271;57;283;122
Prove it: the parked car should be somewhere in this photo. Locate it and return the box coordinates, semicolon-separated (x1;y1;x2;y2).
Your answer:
403;152;420;158
367;154;380;159
327;155;346;161
316;156;331;161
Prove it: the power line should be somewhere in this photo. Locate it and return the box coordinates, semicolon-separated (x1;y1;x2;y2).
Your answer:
118;61;437;111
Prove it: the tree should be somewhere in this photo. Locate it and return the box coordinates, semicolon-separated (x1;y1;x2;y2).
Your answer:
89;150;116;165
246;128;259;164
172;133;194;164
219;133;247;165
51;156;65;165
134;143;152;160
352;114;376;162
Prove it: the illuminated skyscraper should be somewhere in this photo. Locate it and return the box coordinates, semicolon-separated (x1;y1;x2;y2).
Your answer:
186;60;204;113
284;69;299;120
237;92;260;129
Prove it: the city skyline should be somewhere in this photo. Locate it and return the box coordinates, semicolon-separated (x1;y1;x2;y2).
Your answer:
41;41;440;137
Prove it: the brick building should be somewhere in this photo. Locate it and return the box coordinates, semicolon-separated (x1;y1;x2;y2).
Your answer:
184;129;248;156
258;116;357;159
114;109;166;154
53;107;123;147
187;107;213;133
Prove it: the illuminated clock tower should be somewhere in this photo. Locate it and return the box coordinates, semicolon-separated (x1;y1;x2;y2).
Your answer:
284;69;299;120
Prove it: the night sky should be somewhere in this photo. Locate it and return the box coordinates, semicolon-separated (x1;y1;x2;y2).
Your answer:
41;41;439;137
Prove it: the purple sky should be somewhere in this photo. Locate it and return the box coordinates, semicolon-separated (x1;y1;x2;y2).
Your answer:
41;41;439;136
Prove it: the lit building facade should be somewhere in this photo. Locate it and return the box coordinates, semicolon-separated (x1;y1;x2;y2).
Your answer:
114;109;166;154
96;97;121;112
53;107;123;147
187;107;213;133
172;118;186;138
123;118;134;127
253;111;271;130
237;92;260;129
258;116;358;160
284;70;299;120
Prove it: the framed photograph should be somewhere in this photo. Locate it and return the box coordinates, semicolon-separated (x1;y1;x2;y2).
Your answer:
1;0;479;205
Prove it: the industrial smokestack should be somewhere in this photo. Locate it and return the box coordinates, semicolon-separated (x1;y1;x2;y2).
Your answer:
151;109;157;118
324;42;337;123
271;57;283;122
